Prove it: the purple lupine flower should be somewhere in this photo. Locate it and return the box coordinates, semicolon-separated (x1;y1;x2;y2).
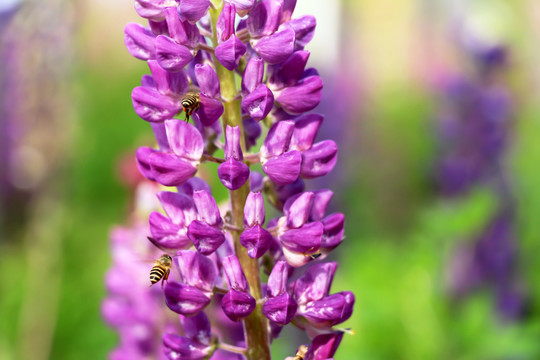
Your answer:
110;1;356;358
435;40;526;321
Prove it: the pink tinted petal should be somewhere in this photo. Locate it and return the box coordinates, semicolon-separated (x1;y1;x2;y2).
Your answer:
244;191;265;226
165;7;200;48
217;1;236;42
188;220;225;255
275;75;322;114
310;189;333;221
198;95;224;126
230;0;255;17
263;150;302;185
163;333;211;360
267;260;289;297
221;289;256;321
280;221;322;253
239;224;272;258
293;262;337;304
218;159;250;191
241;84;274;121
165;120;204;160
177;0;210;23
192;190;222;227
224;125;243;160
195;64;220;98
164;281;212;316
222;255;249;291
252;28;295;65
149;152;198;186
135;146;157;181
215;35;247;71
150;122;171;151
246;0;283;38
261;120;295;157
155;35;194;72
300;140;338;179
149;60;190;95
131;86;181;122
242;56;265;94
157;191;196;225
124;23;156;60
177;177;212;197
290;113;324;151
281;0;296;22
284;191;314;228
180;312;212;344
175;250;217;292
280;15;316;48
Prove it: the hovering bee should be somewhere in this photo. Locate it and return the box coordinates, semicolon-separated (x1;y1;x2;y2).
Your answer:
293;345;308;360
181;91;201;122
149;254;173;287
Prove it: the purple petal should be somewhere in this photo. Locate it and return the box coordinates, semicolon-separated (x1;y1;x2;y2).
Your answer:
131;86;181;122
290;113;323;151
217;1;236;42
164;282;212;316
250;171;264;193
283;192;314;229
281;0;296;22
135;146;157;181
240;84;274;121
177;177;212;196
267;260;289;297
246;0;283;38
149;19;168;35
301;292;355;328
188;220;225;255
242;57;265;94
230;0;255;17
305;333;344;360
156;35;194;72
195;64;220;98
280;221;322;253
134;0;169;21
124;23;156;60
175;250;217;292
280;15;316;48
300;140;338;178
224;125;243;160
252;28;295;65
198;95;224;126
177;0;210;23
222;289;256;321
149;211;191;249
149;152;198;186
310;189;333;221
239;224;272;258
150;122;171;151
165;7;200;48
222;255;249;291
263;150;302;185
321;213;344;250
262;293;297;326
272;178;305;210
218;159;250;191
275;75;322;114
192;190;222;227
215;35;247;71
293;262;337;304
269;50;310;89
149;60;190;96
261;120;295;157
163;333;211;360
165;120;204;160
157;191;196;225
180;312;212;344
244;191;265;226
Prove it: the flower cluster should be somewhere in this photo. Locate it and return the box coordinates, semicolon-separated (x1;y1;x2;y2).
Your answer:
109;0;355;358
437;44;526;321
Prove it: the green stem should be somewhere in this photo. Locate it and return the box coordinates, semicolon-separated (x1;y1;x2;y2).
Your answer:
209;4;271;360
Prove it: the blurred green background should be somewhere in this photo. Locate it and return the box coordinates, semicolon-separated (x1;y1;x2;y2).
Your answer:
2;0;540;359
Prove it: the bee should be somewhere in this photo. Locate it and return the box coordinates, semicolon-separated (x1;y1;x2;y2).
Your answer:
149;254;173;287
181;92;201;122
293;345;308;360
305;251;322;260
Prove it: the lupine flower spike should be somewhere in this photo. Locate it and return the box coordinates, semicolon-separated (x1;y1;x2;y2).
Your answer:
105;0;355;358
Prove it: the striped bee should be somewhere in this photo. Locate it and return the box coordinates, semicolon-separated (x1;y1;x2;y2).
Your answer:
181;91;201;122
293;345;308;360
149;254;173;287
